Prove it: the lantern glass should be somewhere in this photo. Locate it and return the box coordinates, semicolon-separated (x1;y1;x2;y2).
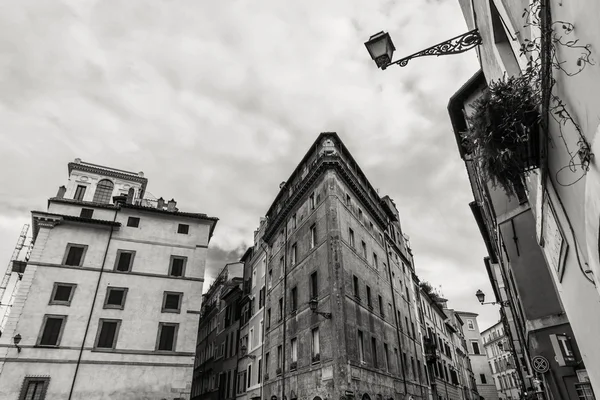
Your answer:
364;31;396;69
475;289;485;303
309;298;318;312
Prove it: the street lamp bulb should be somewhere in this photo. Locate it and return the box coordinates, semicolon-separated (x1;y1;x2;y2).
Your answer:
309;298;318;312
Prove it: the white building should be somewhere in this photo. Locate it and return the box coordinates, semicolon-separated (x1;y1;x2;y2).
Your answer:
0;159;217;400
481;322;521;400
456;312;498;400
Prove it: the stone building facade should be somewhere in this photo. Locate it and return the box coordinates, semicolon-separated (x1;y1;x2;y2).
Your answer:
0;159;217;400
260;132;428;400
481;321;520;400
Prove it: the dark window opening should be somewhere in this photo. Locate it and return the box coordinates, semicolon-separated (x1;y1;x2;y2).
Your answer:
170;257;186;277
115;251;134;272
163;292;182;313
38;316;65;346
74;185;87;201
51;283;75;305
310;271;318;299
80;208;94;219
92;179;114;204
177;224;189;234
96;319;120;349
127;217;140;227
64;245;86;266
157;323;178;351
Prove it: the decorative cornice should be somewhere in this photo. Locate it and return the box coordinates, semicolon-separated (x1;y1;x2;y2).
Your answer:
263;154;389;242
68;162;148;187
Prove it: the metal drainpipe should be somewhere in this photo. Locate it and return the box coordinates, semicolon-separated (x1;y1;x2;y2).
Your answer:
68;206;118;399
281;224;288;400
407;276;425;399
384;230;409;396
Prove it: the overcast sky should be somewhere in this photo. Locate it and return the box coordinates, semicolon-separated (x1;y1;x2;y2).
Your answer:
0;0;501;330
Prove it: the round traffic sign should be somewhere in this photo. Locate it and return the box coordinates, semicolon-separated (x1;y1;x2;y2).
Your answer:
532;355;549;373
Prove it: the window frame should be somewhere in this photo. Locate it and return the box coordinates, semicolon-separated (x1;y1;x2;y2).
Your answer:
79;208;94;219
177;223;190;234
156;322;179;352
74;185;87;201
36;314;67;347
290;243;297;266
113;250;136;273
312;327;320;360
49;283;77;306
93;179;115;204
94;318;122;350
310;271;318;300
169;255;188;277
310;224;316;249
18;376;50;400
127;216;140;227
349;228;355;247
62;243;88;267
357;330;365;363
103;287;129;310
290;286;298;312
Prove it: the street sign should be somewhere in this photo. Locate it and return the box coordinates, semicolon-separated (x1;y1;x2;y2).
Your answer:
532;355;550;373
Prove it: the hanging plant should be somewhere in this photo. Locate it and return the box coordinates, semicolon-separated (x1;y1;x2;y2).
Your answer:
462;74;541;197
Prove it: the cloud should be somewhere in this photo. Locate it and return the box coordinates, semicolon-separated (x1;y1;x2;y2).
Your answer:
0;0;499;329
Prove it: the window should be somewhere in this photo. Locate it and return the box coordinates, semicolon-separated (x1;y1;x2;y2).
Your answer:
268;269;273;289
162;292;183;313
157;323;178;351
37;315;66;346
80;208;94;218
358;330;364;362
346;194;351;206
177;223;189;234
49;283;76;306
63;244;87;267
291;243;298;265
74;185;87;201
247;364;252;388
95;319;121;349
309;192;315;210
252;269;257;288
480;374;487;384
104;287;128;309
472;341;481;355
267;308;271;329
278;298;283;321
258;358;262;383
114;250;135;272
310;271;318;299
312;327;320;361
169;256;187;277
291;337;298;363
353;275;360;298
310;224;316;249
277;345;283;370
378;295;384;316
349;228;355;247
467;319;475;330
292;214;297;229
371;337;378;367
358;208;363;221
127;217;140;227
259;286;265;308
265;352;270;378
384;343;390;371
366;286;372;308
290;287;297;312
373;252;378;269
93;179;114;204
361;241;367;258
19;377;50;400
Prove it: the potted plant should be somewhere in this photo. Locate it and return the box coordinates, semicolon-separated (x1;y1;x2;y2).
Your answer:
462;74;541;197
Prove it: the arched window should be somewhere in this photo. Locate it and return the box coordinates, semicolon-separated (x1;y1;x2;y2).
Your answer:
362;394;371;400
93;179;114;204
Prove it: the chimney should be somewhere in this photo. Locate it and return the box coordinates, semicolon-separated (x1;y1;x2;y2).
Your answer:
167;199;177;212
157;197;165;209
56;186;66;199
126;188;135;204
279;181;286;189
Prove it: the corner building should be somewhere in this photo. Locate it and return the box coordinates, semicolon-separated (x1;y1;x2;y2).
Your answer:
0;159;217;400
262;133;428;400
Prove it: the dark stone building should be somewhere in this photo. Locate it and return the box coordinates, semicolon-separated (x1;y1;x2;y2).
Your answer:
261;133;429;400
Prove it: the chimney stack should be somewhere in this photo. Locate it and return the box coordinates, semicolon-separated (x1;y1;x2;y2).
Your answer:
167;199;177;212
56;186;66;199
157;197;165;209
279;181;286;189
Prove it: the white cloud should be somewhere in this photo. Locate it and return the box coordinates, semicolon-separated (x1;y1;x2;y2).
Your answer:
0;0;499;329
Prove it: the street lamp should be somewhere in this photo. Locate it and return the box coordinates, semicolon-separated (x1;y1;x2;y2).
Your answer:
308;299;332;319
364;28;482;70
13;333;21;353
476;290;510;306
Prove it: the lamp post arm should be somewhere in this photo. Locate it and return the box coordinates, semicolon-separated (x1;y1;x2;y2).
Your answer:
386;29;482;69
481;300;510;306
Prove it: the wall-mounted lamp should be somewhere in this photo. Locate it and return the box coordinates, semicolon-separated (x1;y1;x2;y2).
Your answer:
13;333;22;353
240;345;256;360
475;290;510;306
309;299;331;319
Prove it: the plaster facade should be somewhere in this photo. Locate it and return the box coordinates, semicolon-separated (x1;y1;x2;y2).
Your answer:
0;159;217;400
454;0;600;392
